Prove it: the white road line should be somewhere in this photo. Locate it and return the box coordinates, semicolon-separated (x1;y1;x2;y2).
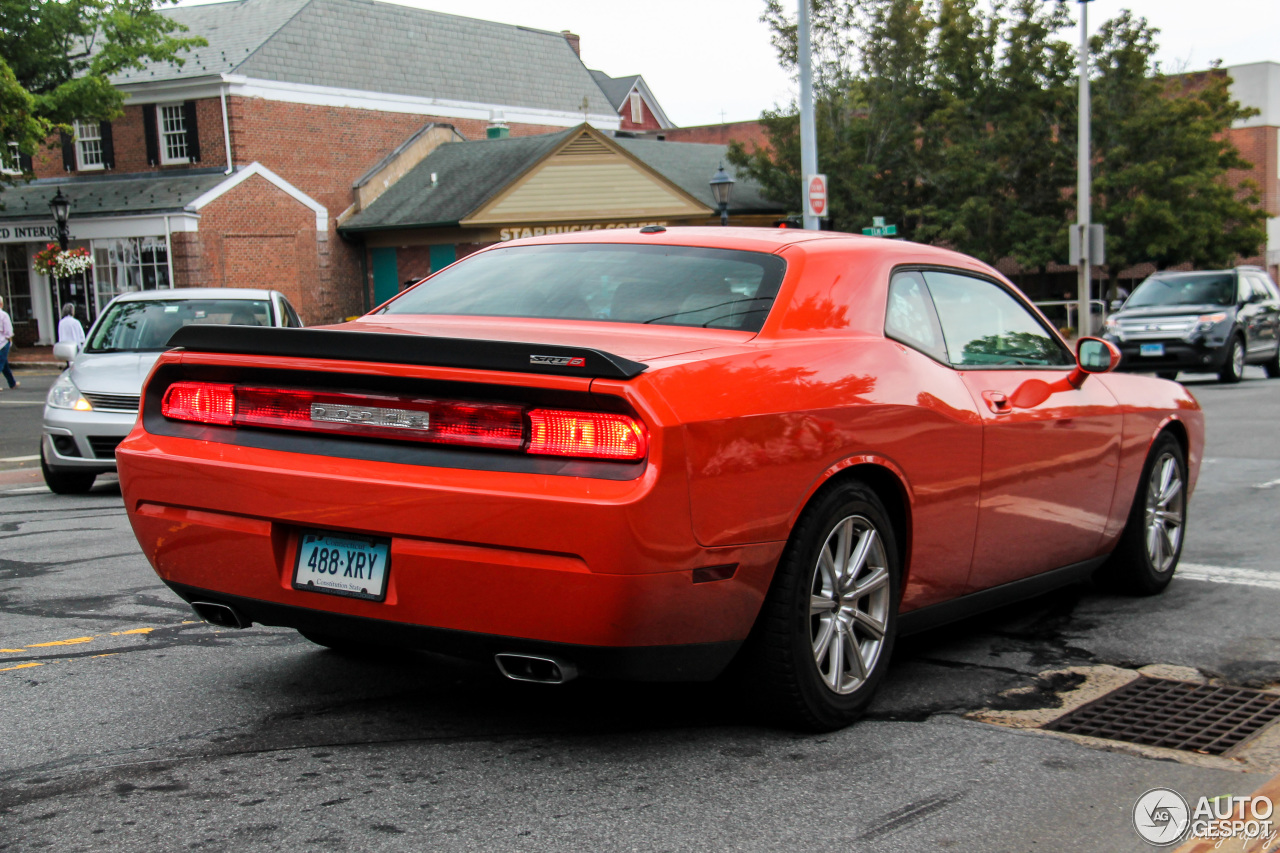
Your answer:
1;487;49;495
1254;478;1280;490
0;401;43;406
0;455;39;463
1179;563;1280;591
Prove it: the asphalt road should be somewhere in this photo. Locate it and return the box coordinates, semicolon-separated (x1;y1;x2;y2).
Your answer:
1;367;1278;852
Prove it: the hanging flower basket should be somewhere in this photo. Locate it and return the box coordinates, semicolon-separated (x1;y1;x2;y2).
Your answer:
33;243;93;278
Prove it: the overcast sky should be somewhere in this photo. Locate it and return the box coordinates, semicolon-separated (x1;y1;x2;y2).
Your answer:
180;0;1280;127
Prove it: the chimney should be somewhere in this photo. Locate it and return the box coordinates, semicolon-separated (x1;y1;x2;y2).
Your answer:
486;110;510;140
560;30;580;57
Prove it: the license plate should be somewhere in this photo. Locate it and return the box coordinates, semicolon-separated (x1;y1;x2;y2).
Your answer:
293;530;390;601
1140;343;1165;357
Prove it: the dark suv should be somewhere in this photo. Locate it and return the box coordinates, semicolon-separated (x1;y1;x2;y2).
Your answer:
1102;267;1280;383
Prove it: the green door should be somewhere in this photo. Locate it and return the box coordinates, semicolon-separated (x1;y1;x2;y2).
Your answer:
371;247;398;307
429;244;456;272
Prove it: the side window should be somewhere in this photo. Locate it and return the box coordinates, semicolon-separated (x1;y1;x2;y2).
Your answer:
885;271;947;363
924;270;1073;367
1247;275;1274;303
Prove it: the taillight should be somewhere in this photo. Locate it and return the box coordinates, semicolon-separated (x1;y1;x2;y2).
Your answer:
158;382;646;461
161;382;235;425
527;409;647;460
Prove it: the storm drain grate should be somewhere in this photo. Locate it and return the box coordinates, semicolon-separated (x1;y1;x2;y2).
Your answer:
1046;677;1280;755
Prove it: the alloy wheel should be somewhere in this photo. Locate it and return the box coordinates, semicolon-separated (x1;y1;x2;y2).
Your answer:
1144;452;1185;573
808;515;891;695
1232;341;1245;379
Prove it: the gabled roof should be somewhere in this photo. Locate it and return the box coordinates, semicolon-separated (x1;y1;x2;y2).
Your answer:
589;70;674;128
589;71;642;110
340;125;781;233
111;0;615;119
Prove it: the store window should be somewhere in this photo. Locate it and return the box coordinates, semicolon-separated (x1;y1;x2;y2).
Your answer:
159;104;189;164
92;237;170;317
74;120;104;171
0;245;33;324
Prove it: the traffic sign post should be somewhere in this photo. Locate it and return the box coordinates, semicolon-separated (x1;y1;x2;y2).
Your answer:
805;174;828;219
862;216;897;237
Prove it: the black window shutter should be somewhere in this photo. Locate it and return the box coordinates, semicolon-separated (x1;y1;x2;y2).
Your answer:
143;106;159;166
183;100;201;163
99;121;115;169
60;130;76;171
18;151;33;173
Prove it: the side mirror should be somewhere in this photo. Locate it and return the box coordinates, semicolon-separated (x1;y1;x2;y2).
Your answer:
1068;337;1120;388
53;341;78;361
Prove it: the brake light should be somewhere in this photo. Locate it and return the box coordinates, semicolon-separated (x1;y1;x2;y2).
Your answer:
161;382;235;425
158;382;646;461
527;409;647;460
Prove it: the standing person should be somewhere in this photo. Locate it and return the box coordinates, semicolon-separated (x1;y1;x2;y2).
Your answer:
0;295;18;391
58;303;86;348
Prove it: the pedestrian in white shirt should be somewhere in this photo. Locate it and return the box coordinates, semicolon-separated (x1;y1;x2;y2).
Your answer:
0;295;18;390
58;303;86;348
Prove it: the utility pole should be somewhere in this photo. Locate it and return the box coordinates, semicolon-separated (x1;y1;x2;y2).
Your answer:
1075;0;1093;338
798;0;820;231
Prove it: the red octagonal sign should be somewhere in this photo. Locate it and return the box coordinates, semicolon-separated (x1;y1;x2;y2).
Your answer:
806;174;828;218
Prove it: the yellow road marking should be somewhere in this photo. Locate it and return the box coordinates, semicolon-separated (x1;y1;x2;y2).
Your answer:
26;637;94;647
0;649;24;653
109;628;153;636
0;662;43;672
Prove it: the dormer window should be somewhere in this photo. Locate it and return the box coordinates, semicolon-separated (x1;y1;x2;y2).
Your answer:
74;120;104;170
629;92;644;124
159;104;190;164
1;143;20;176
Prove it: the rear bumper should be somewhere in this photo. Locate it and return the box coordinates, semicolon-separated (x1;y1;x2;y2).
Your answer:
166;582;741;681
118;430;784;675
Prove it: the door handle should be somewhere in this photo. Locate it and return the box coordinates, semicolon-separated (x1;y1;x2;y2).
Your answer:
982;391;1011;414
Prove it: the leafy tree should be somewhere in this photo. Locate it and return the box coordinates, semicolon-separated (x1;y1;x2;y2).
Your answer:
1089;12;1266;284
738;0;1266;282
0;0;204;180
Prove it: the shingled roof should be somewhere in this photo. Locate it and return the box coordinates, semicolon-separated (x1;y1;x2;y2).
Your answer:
589;71;642;111
111;0;615;118
0;168;233;221
340;128;780;233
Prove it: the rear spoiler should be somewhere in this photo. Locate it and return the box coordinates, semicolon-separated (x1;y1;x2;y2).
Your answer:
166;325;648;380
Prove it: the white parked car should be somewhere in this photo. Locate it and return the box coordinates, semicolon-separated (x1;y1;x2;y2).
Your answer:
42;288;303;494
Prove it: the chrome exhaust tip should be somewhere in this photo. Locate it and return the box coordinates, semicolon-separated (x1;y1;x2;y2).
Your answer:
191;601;249;629
494;653;578;684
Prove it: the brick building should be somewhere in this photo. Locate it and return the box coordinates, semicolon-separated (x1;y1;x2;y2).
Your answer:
0;0;632;345
588;71;673;133
1220;62;1280;276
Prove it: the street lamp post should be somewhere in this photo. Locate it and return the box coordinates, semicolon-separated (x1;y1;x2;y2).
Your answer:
709;165;735;227
49;189;71;251
48;189;73;323
1075;0;1093;338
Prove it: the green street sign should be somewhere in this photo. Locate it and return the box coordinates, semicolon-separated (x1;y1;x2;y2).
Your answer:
862;224;898;237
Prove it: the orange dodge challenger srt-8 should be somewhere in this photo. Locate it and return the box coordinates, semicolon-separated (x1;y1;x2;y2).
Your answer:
117;228;1202;730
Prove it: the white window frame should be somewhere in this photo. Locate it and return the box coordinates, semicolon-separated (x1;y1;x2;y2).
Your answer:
158;103;190;165
1;142;21;176
74;120;104;171
629;91;644;124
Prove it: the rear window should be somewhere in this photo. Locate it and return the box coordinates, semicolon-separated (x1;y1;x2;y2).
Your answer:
381;243;788;332
86;299;272;353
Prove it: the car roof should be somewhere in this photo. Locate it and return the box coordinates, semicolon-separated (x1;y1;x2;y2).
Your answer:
108;288;280;303
497;225;852;254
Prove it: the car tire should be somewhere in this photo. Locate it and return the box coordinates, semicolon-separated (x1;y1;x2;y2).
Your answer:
744;479;900;731
1265;345;1280;379
1156;371;1179;381
297;629;383;656
1218;336;1246;383
40;445;96;495
1096;433;1187;596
